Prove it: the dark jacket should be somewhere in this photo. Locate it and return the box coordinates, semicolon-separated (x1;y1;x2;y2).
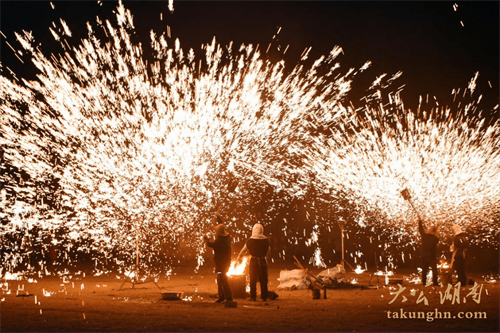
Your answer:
453;233;468;259
418;220;439;259
206;234;232;272
246;238;270;258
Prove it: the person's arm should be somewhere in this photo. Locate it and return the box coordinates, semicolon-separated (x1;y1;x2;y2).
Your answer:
266;239;271;260
237;244;248;261
214;211;223;225
204;234;217;248
418;219;425;235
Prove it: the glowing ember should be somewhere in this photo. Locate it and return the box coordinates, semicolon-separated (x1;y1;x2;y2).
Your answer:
354;265;365;274
374;270;394;277
438;262;450;270
2;272;22;281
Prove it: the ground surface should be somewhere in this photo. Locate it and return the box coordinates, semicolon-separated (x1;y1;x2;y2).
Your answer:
1;265;499;332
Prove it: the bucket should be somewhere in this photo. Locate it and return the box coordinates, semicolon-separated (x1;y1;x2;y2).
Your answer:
389;278;404;285
439;271;453;286
161;291;183;300
312;288;321;300
228;275;247;299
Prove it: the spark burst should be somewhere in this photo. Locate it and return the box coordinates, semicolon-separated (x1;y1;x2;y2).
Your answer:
1;1;497;278
0;1;367;276
307;85;500;243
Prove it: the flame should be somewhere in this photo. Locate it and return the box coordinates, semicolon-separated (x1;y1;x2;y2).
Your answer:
374;270;394;276
227;257;249;276
3;272;21;280
438;262;450;269
124;270;136;279
354;265;366;274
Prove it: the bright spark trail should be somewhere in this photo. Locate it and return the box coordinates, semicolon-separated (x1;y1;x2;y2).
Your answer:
306;86;500;244
0;1;368;276
0;1;498;278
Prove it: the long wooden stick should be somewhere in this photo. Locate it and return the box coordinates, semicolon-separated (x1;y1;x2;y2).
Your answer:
293;255;326;288
401;188;424;222
336;221;355;271
407;198;424;222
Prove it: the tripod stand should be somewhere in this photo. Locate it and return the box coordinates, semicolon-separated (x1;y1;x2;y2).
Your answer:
118;222;161;291
337;220;355;272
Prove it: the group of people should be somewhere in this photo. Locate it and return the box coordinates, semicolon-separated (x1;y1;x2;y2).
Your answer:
203;212;271;303
418;219;469;287
204;211;470;304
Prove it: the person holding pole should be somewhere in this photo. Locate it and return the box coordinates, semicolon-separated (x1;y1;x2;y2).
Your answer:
204;212;233;303
418;219;439;286
400;188;439;286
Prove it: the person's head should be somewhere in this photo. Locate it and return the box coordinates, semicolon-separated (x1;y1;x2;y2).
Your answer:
251;223;265;238
427;225;438;236
452;224;463;236
214;224;229;237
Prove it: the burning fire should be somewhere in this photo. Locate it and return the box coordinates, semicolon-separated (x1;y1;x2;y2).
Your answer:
374;270;394;276
227;257;249;276
354;265;366;274
438;261;450;270
2;272;22;281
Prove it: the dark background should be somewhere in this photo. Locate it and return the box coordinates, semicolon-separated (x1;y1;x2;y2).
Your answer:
1;1;499;116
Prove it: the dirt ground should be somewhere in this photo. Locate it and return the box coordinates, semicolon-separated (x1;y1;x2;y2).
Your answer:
1;265;499;332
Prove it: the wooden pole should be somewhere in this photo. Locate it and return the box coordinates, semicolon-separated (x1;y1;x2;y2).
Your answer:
407;199;423;223
118;218;161;291
401;188;423;222
337;221;355;271
134;221;139;283
341;229;345;264
136;230;139;269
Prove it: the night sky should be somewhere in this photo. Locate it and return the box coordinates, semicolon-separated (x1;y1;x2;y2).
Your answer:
1;1;499;115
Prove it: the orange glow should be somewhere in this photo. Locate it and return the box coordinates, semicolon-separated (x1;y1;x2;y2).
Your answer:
227;257;249;276
438;262;450;269
354;265;366;274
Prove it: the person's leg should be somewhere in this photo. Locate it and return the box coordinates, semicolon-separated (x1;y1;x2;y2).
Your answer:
456;257;467;286
220;271;233;301
430;258;439;286
259;261;269;300
249;259;257;300
216;273;225;302
421;258;429;286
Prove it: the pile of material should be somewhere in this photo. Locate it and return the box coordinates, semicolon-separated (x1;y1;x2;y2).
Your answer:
316;265;347;287
278;257;367;291
277;269;311;290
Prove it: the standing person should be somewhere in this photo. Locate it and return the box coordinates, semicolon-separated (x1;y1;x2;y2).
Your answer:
418;219;439;286
450;224;468;286
237;223;271;301
203;213;233;303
